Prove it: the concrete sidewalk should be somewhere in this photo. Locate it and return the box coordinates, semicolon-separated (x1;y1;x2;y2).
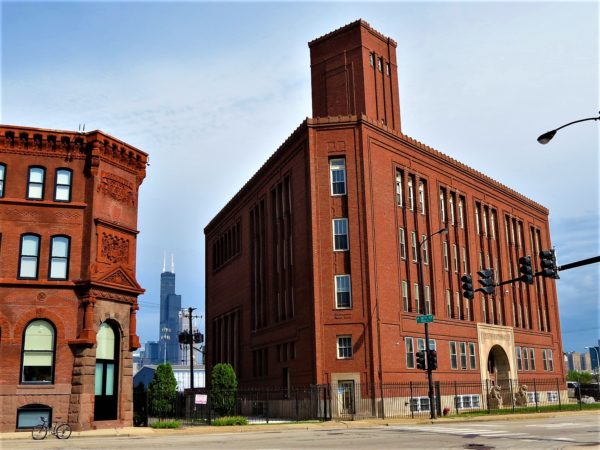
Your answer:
1;409;597;441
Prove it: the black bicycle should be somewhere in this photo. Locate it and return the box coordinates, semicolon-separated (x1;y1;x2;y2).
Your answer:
32;416;72;440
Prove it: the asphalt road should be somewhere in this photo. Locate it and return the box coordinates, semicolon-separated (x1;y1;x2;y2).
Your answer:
6;414;599;450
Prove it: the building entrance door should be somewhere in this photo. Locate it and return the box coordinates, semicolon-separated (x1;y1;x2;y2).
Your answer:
337;380;355;415
94;322;119;421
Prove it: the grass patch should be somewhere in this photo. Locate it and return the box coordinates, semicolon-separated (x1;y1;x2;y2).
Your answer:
151;420;182;429
212;416;249;426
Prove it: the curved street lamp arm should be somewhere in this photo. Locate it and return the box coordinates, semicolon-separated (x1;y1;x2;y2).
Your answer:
538;111;600;144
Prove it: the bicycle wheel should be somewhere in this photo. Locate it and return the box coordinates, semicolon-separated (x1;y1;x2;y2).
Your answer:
32;424;47;440
55;423;72;439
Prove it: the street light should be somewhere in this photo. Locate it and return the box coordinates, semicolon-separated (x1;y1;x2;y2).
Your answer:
160;327;171;364
537;111;600;144
416;227;448;419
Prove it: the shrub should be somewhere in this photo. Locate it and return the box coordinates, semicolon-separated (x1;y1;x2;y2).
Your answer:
211;363;238;416
151;420;182;429
148;363;178;420
212;416;248;426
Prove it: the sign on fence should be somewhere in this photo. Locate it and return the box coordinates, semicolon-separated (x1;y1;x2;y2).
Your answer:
195;394;207;405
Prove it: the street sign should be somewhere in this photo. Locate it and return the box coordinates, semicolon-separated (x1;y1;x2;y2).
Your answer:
416;314;434;324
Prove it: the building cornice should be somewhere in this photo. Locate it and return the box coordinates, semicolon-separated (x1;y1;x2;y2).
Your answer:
308;19;397;48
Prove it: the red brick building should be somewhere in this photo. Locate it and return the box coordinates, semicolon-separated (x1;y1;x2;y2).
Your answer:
0;125;147;431
205;20;565;411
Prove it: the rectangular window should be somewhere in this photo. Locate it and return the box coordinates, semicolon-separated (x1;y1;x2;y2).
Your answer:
418;181;425;214
459;342;467;369
408;178;414;210
490;210;496;239
469;342;476;369
547;349;554;371
49;236;70;280
422;236;429;265
399;228;406;259
440;191;446;222
385;62;390;76
395;170;403;206
516;346;523;370
547;391;558;402
402;281;409;312
19;234;40;279
424;285;431;315
330;158;347;196
442;241;449;271
482;296;487;323
410;397;430;412
449;195;455;225
542;349;547;371
414;283;420;314
54;169;72;202
369;52;375;67
452;244;458;273
0;163;5;197
523;347;530;370
465;298;471;321
27;166;45;200
417;338;436;352
446;290;452;317
377;57;383;72
411;232;417;262
455;394;480;410
462;246;467;273
475;204;481;235
335;275;352;309
458;198;464;228
529;348;536;370
483;208;488;236
405;337;414;368
455;291;461;319
337;336;352;359
449;341;458;369
333;218;349;251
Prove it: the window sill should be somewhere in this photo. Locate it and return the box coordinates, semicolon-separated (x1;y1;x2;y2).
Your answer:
0;197;86;208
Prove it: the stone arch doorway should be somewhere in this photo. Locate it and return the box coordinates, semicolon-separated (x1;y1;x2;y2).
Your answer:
487;344;511;386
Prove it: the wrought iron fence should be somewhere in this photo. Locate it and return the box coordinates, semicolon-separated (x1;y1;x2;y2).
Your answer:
133;378;596;426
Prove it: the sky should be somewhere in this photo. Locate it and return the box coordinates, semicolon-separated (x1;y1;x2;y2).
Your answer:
1;1;598;355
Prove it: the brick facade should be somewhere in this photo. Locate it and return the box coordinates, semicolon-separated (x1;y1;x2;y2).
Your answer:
0;125;147;431
204;20;565;391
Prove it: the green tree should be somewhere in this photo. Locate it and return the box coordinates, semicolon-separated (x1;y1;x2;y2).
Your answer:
211;363;238;416
148;363;177;420
567;370;593;384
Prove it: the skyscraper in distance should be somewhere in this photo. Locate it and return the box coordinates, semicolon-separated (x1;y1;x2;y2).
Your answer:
159;253;181;364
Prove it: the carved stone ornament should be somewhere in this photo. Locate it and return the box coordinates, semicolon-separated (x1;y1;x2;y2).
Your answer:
101;233;129;264
97;171;136;206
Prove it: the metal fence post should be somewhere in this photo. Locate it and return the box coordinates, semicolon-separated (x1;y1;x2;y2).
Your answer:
533;379;539;412
454;381;458;416
486;379;490;414
509;379;515;413
409;381;414;419
555;378;561;411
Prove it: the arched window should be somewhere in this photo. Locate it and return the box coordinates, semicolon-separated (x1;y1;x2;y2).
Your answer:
21;320;55;384
49;235;70;280
94;322;119;421
18;234;40;279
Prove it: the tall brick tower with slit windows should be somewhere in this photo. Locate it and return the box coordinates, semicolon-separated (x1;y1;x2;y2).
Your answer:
0;125;147;431
205;20;564;413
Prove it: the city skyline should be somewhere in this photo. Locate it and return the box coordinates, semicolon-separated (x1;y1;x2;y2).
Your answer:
2;2;598;351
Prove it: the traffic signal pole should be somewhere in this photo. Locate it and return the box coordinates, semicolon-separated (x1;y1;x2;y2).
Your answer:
424;320;435;419
188;307;195;391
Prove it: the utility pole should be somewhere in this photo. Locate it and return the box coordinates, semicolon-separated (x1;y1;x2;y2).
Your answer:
179;307;201;391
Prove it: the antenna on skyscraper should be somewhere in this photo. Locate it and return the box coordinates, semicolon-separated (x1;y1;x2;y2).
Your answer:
162;251;166;273
171;254;175;273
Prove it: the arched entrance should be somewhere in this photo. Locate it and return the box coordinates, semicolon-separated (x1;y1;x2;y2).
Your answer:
487;344;511;386
94;321;119;421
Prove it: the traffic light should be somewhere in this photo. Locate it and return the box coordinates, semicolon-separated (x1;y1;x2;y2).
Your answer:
477;269;495;295
428;350;438;370
416;351;426;370
519;255;534;284
193;331;204;344
178;330;190;344
539;249;559;279
461;274;474;299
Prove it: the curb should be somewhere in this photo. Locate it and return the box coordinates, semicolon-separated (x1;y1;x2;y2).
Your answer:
1;409;597;441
